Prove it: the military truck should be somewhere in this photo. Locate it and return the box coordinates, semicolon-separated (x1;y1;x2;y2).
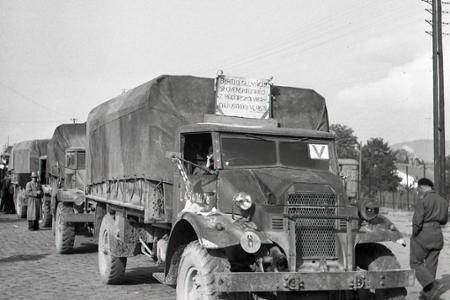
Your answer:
8;139;49;218
58;75;413;299
45;123;90;253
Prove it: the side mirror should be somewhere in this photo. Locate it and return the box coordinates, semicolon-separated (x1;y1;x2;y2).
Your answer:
165;151;181;160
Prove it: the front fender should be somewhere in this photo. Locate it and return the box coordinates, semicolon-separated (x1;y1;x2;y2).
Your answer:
56;189;85;206
180;211;272;249
356;214;404;244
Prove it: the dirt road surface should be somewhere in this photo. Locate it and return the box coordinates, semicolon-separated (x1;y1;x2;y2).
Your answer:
381;208;450;300
1;209;449;299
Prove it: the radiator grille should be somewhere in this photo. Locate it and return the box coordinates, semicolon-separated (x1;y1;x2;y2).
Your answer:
287;192;337;260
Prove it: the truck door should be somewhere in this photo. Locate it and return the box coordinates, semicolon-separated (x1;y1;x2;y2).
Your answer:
173;133;218;216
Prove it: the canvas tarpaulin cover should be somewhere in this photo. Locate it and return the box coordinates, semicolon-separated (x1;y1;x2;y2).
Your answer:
9;139;49;173
47;123;87;178
87;75;329;185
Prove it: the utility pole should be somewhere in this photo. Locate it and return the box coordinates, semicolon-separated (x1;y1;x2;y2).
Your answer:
432;0;446;197
425;0;447;196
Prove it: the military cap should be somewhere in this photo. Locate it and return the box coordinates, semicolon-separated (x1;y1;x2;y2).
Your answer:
417;178;433;188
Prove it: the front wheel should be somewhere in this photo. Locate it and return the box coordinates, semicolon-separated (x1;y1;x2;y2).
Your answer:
355;243;407;300
176;241;253;300
98;213;127;284
176;241;229;300
55;202;75;254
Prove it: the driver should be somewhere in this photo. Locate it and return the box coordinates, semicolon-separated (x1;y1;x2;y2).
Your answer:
193;146;214;175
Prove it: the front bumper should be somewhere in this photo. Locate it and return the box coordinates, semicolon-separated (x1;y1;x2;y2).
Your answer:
213;269;414;292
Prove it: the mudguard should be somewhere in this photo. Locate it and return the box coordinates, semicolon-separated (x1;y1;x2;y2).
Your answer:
356;214;404;244
56;189;85;206
177;211;272;249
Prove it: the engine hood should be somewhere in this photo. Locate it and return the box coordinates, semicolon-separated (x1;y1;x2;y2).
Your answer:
217;167;346;213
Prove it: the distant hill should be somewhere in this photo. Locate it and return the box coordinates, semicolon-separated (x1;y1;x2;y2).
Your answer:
391;139;450;163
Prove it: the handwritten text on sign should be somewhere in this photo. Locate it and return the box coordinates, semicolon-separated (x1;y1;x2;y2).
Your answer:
308;144;330;160
215;76;271;119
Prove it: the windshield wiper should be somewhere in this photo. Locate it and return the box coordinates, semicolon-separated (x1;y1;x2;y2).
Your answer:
282;137;311;142
244;134;271;142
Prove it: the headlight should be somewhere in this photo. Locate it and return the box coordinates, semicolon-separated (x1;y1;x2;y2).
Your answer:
233;192;253;210
358;199;379;221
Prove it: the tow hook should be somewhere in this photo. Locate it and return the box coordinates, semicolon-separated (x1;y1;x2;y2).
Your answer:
283;275;304;290
349;275;365;289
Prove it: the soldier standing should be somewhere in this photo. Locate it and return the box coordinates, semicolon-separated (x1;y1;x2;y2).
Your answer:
26;172;43;231
410;178;449;299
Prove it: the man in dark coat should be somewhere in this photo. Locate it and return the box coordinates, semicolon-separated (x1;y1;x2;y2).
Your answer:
410;178;449;299
1;173;15;214
26;172;43;230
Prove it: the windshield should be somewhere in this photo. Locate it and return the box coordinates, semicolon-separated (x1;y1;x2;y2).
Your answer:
222;137;276;166
221;134;335;172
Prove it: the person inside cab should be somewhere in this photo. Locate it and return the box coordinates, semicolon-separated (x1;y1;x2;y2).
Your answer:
193;145;214;175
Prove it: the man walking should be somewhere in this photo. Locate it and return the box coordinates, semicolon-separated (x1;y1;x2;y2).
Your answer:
410;178;449;299
26;172;43;231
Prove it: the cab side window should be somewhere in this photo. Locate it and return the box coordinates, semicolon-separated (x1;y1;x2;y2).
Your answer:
183;133;213;175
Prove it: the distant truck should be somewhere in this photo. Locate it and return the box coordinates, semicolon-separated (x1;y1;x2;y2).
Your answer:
57;75;413;299
45;123;88;253
8;139;49;218
338;158;359;202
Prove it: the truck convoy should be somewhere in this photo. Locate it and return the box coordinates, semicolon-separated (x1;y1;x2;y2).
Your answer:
45;123;88;252
54;75;413;299
8;139;49;218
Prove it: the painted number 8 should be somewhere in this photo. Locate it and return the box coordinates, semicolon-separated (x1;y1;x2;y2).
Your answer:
247;233;254;249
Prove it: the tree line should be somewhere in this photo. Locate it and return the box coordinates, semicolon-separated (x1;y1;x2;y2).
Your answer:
331;123;421;198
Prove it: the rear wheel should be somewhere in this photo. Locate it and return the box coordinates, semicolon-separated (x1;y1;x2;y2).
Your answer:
55;202;75;254
355;243;407;300
98;213;127;284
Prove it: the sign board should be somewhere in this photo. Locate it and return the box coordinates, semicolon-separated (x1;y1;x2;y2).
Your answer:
215;75;271;119
308;144;330;160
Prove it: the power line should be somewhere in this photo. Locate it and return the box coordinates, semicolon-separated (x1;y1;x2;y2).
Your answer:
0;81;72;117
191;1;415;75
0;120;67;124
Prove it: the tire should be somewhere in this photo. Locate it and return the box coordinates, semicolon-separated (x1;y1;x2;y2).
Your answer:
355;243;407;300
55;202;75;254
41;196;52;227
98;213;127;284
176;241;251;300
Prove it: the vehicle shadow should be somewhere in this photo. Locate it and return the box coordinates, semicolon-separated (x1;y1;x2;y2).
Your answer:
0;253;48;263
38;226;52;231
0;216;25;223
435;274;450;299
121;265;165;285
71;242;98;254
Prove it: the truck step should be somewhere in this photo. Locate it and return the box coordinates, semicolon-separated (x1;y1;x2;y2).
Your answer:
152;272;165;284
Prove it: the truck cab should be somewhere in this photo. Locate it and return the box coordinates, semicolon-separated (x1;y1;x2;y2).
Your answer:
53;146;91;254
170;120;354;272
63;147;86;190
164;118;413;298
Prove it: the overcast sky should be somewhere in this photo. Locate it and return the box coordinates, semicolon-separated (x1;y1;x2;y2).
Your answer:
0;0;448;149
